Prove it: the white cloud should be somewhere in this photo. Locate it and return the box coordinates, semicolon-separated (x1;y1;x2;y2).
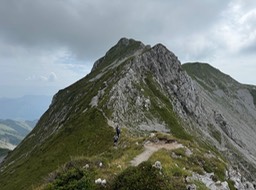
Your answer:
215;1;256;54
204;0;256;84
48;72;57;82
26;72;57;82
0;44;89;97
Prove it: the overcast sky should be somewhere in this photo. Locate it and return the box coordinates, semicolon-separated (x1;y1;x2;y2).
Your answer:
0;0;256;98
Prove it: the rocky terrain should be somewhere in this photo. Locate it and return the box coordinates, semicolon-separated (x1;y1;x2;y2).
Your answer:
0;38;255;190
183;63;256;179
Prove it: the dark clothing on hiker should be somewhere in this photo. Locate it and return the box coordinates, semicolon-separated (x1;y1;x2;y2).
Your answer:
114;135;119;145
116;126;121;137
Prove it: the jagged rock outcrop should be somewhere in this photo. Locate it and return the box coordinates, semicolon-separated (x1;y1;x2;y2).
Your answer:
89;39;256;181
183;63;256;180
91;39;256;181
91;41;202;134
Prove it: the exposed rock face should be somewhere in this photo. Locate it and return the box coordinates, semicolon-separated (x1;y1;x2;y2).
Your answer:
131;43;201;118
99;42;201;134
89;39;256;180
228;167;256;190
187;168;256;190
183;63;256;180
187;172;230;190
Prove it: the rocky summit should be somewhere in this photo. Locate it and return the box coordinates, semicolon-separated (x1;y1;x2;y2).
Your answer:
0;38;256;190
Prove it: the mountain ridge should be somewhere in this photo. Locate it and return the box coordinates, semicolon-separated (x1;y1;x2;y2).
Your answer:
183;62;256;179
0;119;36;165
0;38;256;189
0;119;37;149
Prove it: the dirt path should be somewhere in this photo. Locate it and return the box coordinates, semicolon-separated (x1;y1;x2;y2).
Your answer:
130;141;183;166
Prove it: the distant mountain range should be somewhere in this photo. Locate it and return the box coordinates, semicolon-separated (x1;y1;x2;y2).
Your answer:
0;95;51;161
0;119;37;162
0;95;52;120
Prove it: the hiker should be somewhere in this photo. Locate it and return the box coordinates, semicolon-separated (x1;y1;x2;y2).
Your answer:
113;135;119;146
116;125;121;137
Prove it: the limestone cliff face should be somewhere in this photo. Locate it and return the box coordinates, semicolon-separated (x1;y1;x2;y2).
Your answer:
91;41;201;133
183;63;256;180
89;40;256;179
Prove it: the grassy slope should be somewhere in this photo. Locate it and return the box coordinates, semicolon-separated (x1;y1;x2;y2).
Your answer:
182;62;240;92
35;132;228;190
183;62;256;106
0;66;119;189
0;148;10;157
0;108;114;190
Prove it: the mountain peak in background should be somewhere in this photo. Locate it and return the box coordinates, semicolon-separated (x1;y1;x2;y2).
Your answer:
0;38;256;190
91;37;147;72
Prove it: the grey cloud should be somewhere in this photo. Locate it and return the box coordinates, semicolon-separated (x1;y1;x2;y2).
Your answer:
241;41;256;55
0;0;231;61
228;1;256;55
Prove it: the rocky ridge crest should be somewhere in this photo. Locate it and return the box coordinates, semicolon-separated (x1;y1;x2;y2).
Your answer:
89;38;256;180
89;39;256;182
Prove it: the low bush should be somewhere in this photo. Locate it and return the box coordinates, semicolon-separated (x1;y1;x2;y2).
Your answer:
112;161;170;190
44;167;95;190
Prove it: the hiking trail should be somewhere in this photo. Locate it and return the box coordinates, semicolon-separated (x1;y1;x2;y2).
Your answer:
130;140;183;166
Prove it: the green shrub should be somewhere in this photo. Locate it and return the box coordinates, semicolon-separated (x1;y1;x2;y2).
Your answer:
170;166;184;177
112;161;169;190
44;167;95;190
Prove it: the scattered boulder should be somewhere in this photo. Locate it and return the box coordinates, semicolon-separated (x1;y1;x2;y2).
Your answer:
185;147;193;157
95;178;102;184
228;167;256;190
83;164;89;169
152;161;162;170
187;172;230;190
186;184;196;190
101;179;107;185
95;178;107;186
